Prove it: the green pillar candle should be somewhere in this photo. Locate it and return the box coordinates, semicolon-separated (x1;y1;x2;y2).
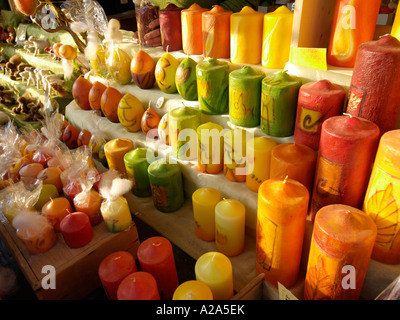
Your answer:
261;71;302;137
229;66;265;127
196;58;230;115
148;159;184;213
124;147;157;197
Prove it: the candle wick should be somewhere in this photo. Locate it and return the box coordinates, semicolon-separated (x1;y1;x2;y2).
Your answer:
283;175;289;184
343;113;353;118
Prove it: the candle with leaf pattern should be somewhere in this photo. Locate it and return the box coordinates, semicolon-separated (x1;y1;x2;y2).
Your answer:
223;129;250;183
197;122;224;174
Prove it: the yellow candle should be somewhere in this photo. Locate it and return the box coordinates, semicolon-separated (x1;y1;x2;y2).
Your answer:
215;199;245;257
101;196;133;233
104;138;134;177
197;122;224;174
192;187;221;241
392;9;400;41
246;136;277;192
195;251;233;300
172;280;213;300
223;129;248;183
230;6;264;65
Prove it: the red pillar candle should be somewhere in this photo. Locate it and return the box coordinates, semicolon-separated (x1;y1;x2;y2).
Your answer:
98;251;137;300
59;212;93;248
294;80;346;151
137;236;179;299
309;115;380;221
159;4;183;52
181;4;209;55
117;272;160;300
346;35;400;136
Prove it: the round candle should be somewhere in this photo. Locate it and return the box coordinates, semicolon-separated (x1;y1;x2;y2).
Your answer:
197;122;224;174
147;159;184;213
159;4;183;52
104;138;134;177
256;178;309;288
391;8;400;41
100;195;132;233
41;197;73;232
215;199;246;257
246;136;277;193
202;5;232;59
195;251;233;300
261;71;302;137
363;129;400;264
137;236;179;299
98;251;137;300
192;187;221;241
223;129;248;182
117;271;160;300
173;280;213;300
294;80;346;151
229;66;265;128
303;204;377;300
309;115;380;221
60;212;93;248
230;6;264;65
73;189;103;225
181;4;208;55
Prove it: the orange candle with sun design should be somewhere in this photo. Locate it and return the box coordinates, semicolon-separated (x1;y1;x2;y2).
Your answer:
181;4;209;55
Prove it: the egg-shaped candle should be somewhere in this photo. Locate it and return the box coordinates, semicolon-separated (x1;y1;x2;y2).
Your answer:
197;122;224;174
104;138;134;177
181;3;209;55
159;3;183;52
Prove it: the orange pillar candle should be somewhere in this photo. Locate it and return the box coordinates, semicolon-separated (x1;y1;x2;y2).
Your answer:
73;189;103;225
104;138;134;177
60;212;93;248
117;272;160;300
197;122;224;174
223;129;248;183
173;280;213;300
256;178;309;288
41;197;73;232
304;204;377;300
181;4;208;55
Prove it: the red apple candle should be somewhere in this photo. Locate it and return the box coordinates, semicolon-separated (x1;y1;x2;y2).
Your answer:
117;271;160;300
159;3;183;52
60;212;93;248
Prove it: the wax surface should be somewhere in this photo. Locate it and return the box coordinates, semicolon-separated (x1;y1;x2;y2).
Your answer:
197;122;224;174
104;138;134;176
392;9;400;41
173;280;213;300
223;129;248;182
60;212;93;248
101;196;133;233
117;272;160;300
159;4;183;52
181;4;208;55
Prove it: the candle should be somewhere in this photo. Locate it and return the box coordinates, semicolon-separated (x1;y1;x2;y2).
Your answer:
181;4;208;55
256;178;309;288
117;271;160;300
363;129;400;264
192;187;221;241
159;4;183;52
41;197;73;232
137;236;179;299
196;58;230;115
327;0;381;68
345;35;400;136
230;6;264;65
101;195;133;233
104;138;134;177
173;280;213;300
262;6;294;69
73;189;103;225
147;158;184;213
135;1;159;46
246;136;277;193
392;8;400;41
260;71;302;137
229;66;265;128
60;212;93;248
215;199;246;257
37;167;63;193
98;251;137;300
270;143;317;193
309;115;380;221
304;204;377;300
223;129;248;182
197;122;224;174
175;57;199;101
294;80;346;151
202;5;232;59
195;251;233;300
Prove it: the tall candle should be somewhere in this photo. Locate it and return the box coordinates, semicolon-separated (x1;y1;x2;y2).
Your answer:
309;115;380;221
104;138;134;177
262;6;294;69
223;129;248;183
60;212;93;248
202;5;232;59
173;280;213;300
230;6;264;65
181;4;208;55
327;0;381;68
304;204;377;300
294;80;346;151
41;197;73;232
197;122;224;174
117;271;160;300
137;236;179;299
392;8;400;41
261;71;302;137
256;178;309;288
195;251;233;300
363;129;400;264
159;4;183;52
73;189;103;225
246;136;277;193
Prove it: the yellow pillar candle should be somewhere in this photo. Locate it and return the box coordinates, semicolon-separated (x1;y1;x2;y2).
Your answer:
104;138;134;177
173;280;213;300
195;251;234;300
192;187;221;241
246;136;277;193
223;129;249;183
392;8;400;41
230;6;264;65
197;122;224;174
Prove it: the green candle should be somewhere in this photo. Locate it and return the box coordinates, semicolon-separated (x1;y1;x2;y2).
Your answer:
261;71;302;137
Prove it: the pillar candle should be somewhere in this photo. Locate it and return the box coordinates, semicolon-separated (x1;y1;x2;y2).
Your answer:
197;122;224;174
196;58;230;115
270;143;317;193
41;197;73;232
117;271;160;300
261;71;302;137
256;178;309;288
137;236;179;299
147;159;184;213
192;187;221;241
173;280;213;300
230;6;264;65
309;115;380;221
135;2;159;46
195;251;233;300
345;35;400;136
73;189;103;225
391;8;400;41
159;4;183;52
294;80;346;151
262;6;294;69
60;212;93;248
202;5;232;59
223;129;248;182
229;66;265;128
363;129;400;264
98;251;137;300
100;195;133;233
181;4;208;55
327;0;381;68
215;199;246;257
104;138;134;177
304;204;377;300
